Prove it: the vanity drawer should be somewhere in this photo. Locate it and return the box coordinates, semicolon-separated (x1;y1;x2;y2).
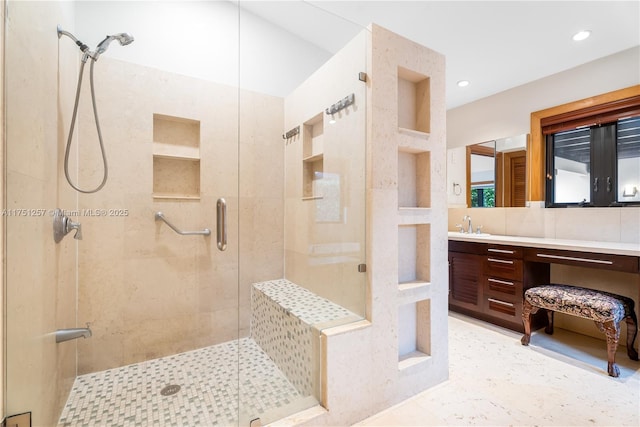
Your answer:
484;257;523;281
524;248;639;273
482;295;522;324
486;244;523;259
483;276;522;298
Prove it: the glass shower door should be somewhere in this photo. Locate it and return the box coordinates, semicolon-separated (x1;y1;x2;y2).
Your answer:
5;1;245;425
237;3;368;424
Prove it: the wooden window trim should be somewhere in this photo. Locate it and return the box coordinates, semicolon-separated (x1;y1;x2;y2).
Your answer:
529;85;640;202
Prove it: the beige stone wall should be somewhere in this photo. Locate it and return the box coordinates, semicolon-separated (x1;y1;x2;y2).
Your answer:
4;1;77;424
74;58;284;373
286;24;449;426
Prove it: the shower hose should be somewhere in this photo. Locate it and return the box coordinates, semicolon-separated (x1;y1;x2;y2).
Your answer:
64;57;109;193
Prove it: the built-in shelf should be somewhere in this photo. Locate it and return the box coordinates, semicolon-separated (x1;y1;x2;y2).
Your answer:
303;113;324;199
152;146;200;160
398;351;430;371
398;281;431;305
398;150;431;209
398;127;430;140
303;153;324;163
398;224;431;284
152;114;201;199
153;156;200;200
397;66;430;134
398;298;431;361
398;208;432;225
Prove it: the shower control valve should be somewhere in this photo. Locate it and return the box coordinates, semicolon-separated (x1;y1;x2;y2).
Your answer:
53;208;83;243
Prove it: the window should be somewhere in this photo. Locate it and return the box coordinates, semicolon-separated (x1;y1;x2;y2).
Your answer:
546;116;640;207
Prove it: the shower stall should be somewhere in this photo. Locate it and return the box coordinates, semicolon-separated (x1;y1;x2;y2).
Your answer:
3;1;368;425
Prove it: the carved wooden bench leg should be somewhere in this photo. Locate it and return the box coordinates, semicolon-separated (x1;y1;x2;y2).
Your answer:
625;310;639;361
521;299;539;346
595;320;621;377
545;310;554;335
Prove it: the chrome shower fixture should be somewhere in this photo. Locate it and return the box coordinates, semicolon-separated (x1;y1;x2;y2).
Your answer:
94;33;135;60
57;25;134;62
57;25;134;193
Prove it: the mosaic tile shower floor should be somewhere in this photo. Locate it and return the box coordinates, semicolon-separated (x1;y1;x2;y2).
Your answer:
58;338;311;427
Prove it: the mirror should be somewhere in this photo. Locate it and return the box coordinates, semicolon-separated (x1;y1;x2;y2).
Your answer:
466;134;528;207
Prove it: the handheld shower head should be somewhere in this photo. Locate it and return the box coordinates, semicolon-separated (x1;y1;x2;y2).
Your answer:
94;33;134;59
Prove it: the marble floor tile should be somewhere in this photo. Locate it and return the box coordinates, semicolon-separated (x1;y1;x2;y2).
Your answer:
357;313;640;426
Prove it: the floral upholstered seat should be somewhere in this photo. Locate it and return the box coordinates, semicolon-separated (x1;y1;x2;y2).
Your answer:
524;284;632;324
521;283;638;377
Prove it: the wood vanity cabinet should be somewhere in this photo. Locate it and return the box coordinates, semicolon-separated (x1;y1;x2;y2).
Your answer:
449;240;550;332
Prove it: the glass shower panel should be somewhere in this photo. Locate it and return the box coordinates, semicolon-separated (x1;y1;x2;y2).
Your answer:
5;1;245;425
238;2;368;424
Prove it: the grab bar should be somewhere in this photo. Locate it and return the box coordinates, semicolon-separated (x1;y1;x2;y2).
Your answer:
154;212;211;236
216;198;227;251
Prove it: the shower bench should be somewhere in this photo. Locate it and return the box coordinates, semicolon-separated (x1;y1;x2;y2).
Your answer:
521;284;639;377
251;279;360;397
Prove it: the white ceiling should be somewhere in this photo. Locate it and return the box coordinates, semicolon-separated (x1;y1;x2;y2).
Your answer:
239;1;640;109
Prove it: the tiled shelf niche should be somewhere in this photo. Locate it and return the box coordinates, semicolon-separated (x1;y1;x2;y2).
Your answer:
398;149;431;208
397;67;430;137
152;114;201;199
302;113;324;200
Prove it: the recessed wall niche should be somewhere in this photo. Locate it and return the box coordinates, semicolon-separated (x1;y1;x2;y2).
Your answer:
398;224;431;285
398;299;431;362
398;150;431;208
302;113;324;199
397;67;430;135
152;114;201;199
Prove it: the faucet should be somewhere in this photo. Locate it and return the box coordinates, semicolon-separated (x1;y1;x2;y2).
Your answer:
463;215;473;234
56;324;92;343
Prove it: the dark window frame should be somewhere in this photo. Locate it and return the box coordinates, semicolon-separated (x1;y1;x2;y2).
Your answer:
545;117;640;208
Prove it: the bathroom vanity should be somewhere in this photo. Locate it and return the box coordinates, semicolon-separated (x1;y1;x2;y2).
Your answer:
448;232;640;332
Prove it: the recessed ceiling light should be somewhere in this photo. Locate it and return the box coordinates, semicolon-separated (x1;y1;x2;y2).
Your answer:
572;30;591;41
457;80;470;88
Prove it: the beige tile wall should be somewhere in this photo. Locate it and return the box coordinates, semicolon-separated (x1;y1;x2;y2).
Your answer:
4;1;78;425
74;58;284;373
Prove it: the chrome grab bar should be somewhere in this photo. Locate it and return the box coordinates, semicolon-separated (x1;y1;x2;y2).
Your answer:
217;198;227;251
154;212;211;236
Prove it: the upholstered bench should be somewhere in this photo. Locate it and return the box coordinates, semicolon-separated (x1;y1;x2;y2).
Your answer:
521;284;639;377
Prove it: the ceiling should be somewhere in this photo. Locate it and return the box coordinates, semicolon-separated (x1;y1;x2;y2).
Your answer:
238;1;640;109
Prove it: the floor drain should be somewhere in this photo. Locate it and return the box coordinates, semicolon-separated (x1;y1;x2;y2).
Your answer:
160;384;181;396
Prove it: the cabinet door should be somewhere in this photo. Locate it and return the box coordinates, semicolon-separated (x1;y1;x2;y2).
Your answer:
449;251;483;311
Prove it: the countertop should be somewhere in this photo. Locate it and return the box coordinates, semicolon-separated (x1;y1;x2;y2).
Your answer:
448;231;640;257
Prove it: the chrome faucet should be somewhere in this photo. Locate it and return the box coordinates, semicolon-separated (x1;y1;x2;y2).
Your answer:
56;324;92;343
463;215;473;234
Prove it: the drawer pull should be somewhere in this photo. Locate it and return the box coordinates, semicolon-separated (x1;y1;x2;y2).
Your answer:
488;278;514;286
488;248;515;254
535;253;613;265
488;298;514;307
488;258;514;265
